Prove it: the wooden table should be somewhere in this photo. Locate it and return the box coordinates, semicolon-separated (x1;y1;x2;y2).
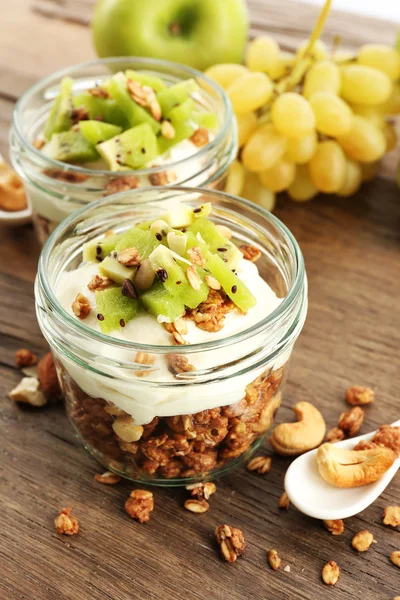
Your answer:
1;1;399;599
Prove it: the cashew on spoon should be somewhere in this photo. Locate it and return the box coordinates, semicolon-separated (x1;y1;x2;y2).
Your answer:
269;401;326;456
317;443;396;488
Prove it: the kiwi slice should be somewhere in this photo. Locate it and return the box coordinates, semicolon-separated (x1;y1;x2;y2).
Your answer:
148;244;208;309
73;92;128;128
99;255;137;284
107;72;161;134
82;233;123;262
167;98;195;123
157;79;199;116
80;121;122;145
115;227;159;257
140;281;185;323
188;218;242;270
192;111;218;130
44;77;74;141
125;70;166;93
205;253;256;312
97;123;158;170
95;287;139;334
44;130;99;163
158;120;196;154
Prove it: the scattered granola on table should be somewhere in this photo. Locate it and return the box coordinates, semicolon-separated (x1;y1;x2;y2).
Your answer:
338;406;365;437
94;471;121;485
54;508;79;535
383;506;400;528
390;551;400;568
215;524;246;563
267;549;281;570
278;491;290;510
351;530;376;552
15;348;38;367
125;490;154;523
322;561;340;585
183;499;209;513
9;377;47;407
326;427;345;443
346;385;375;405
185;482;216;500
247;455;272;474
323;520;344;536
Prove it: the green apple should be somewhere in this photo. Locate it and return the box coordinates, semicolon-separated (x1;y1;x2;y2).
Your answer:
92;0;249;71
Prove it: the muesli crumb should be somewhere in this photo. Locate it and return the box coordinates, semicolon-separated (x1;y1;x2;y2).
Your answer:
94;471;121;485
215;524;246;563
125;490;154;523
54;507;79;535
15;348;38;367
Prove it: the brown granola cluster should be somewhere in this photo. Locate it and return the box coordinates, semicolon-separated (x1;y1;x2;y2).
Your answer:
61;358;284;481
124;490;154;523
215;524;246;563
186;289;236;333
54;507;79;535
354;425;400;457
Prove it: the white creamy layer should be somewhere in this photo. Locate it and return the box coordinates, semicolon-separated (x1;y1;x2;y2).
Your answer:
33;138;214;224
56;258;289;424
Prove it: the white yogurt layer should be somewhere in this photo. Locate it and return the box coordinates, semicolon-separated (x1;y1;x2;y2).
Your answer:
56;258;289;424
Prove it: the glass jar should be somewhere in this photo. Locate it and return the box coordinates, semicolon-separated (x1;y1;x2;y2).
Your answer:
35;187;307;486
10;57;236;245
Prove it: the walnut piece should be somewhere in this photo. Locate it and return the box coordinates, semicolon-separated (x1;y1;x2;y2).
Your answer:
125;490;154;523
54;507;79;535
43;168;88;184
15;348;38;367
149;170;177;186
326;427;345;443
94;471;121;485
383;506;400;528
104;175;139;195
322;561;340;585
71;293;90;319
37;352;62;401
323;519;344;536
167;354;195;374
185;482;216;500
190;127;210;147
215;524;246;563
183;499;209;513
9;377;47;407
346;385;374;405
247;456;272;474
267;549;281;570
239;244;261;263
118;247;141;267
351;530;376;552
338;406;364;437
87;274;113;291
278;491;290;510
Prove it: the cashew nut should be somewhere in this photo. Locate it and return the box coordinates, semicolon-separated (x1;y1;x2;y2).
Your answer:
269;401;326;456
317;443;395;488
9;377;47;407
112;416;143;443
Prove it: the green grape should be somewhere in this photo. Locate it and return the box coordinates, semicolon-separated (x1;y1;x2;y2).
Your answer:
236;112;258;147
204;63;249;90
297;39;329;61
271;93;316;139
337;116;386;163
357;44;400;81
285;132;317;164
241;171;276;211
337;159;362;197
310;91;352;137
288;165;318;202
380;82;400;115
303;60;341;98
225;160;246;196
228;72;273;114
242;124;287;172
340;65;392;105
273;52;296;81
350;104;385;129
309;140;346;193
259;157;296;192
245;36;281;79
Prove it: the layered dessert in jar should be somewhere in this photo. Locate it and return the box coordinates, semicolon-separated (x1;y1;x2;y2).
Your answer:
35;187;307;485
10;58;236;244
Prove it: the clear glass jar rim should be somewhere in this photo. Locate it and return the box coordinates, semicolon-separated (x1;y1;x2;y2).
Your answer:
37;186;306;354
12;56;233;177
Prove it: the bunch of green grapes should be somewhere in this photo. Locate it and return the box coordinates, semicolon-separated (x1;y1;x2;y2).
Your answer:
206;37;400;211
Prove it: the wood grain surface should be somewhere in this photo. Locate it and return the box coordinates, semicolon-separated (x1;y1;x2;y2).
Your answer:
0;2;399;600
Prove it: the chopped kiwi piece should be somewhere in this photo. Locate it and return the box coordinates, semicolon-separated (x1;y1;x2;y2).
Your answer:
73;92;128;128
107;72;161;134
205;253;256;312
148;244;208;308
115;227;159;257
158;120;196;154
82;233;122;262
95;287;139;334
97;123;158;170
157;79;199;116
140;281;185;322
125;70;166;93
192;110;218;130
44;77;74;141
193;203;212;219
80;121;122;145
99;255;137;284
188;218;242;270
167;98;195;123
44;130;99;163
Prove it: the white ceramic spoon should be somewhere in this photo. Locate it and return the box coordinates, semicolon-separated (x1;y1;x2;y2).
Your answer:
284;419;400;520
